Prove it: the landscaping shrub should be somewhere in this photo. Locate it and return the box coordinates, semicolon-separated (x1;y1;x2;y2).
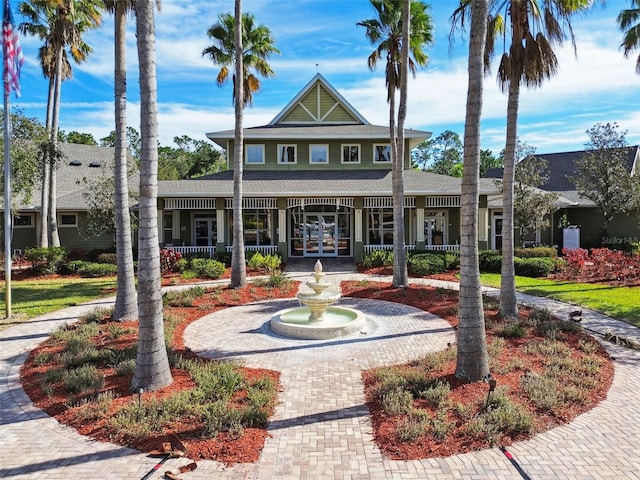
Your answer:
408;253;447;276
478;251;502;273
514;246;557;258
96;253;117;265
514;257;554;277
76;262;118;278
24;246;66;274
247;252;282;273
560;247;640;283
190;258;226;279
159;248;182;274
360;249;393;269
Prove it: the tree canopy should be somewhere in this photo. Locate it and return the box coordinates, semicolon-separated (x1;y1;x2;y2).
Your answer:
571;122;640;234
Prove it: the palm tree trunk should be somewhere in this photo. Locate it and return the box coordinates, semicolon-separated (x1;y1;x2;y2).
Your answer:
456;0;489;383
392;0;409;288
230;0;247;288
38;77;56;247
48;46;63;248
132;0;172;391
499;79;520;320
112;0;138;322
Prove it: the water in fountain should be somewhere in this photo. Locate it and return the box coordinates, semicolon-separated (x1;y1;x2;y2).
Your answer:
270;260;367;339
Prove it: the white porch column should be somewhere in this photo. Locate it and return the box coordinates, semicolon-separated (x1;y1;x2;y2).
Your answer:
278;209;286;243
216;209;225;242
478;207;488;242
355;209;362;242
416;208;425;243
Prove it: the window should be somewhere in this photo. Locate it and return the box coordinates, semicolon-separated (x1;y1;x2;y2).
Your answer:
245;144;265;164
368;208;394;245
374;144;391;163
277;144;297;164
243;209;272;246
59;213;78;227
309;144;329;164
14;214;34;228
341;144;360;164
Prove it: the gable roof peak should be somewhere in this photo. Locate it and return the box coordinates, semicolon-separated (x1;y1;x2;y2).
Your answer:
269;73;370;126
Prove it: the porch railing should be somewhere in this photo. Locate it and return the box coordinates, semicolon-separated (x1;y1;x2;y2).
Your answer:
363;244;460;253
167;245;280;258
166;246;216;258
225;245;279;255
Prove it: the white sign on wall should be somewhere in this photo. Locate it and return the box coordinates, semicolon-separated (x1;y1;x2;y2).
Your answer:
563;227;580;250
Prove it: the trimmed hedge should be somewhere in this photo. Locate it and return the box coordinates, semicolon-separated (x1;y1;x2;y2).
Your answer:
479;251;556;277
76;262;118;277
513;246;557;258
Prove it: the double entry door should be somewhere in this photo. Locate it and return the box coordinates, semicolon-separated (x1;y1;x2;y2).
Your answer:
303;213;337;256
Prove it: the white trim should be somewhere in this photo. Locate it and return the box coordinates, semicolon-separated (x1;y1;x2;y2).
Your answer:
425;196;461;208
165;198;216;209
364;197;415;208
355;209;362;242
216;210;225;242
225;198;278;209
478;208;488;242
287;198;354;209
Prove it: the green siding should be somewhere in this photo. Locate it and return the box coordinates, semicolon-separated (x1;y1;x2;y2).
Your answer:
281;104;313;123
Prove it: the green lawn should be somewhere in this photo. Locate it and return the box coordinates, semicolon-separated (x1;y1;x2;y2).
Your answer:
0;276;117;329
480;273;640;327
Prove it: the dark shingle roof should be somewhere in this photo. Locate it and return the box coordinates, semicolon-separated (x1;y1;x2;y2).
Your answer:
483;146;639;192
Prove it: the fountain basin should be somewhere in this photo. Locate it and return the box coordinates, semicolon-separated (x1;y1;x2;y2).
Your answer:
271;306;367;340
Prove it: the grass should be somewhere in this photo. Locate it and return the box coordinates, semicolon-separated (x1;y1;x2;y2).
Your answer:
0;277;117;329
480;273;640;327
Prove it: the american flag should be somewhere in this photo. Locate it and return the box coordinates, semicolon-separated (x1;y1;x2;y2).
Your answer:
3;0;24;97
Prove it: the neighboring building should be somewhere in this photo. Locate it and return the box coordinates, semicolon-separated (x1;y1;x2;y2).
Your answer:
2;143;137;256
485;146;640;249
157;74;500;262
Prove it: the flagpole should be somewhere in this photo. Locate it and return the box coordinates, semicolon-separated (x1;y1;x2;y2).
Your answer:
3;87;11;318
3;0;12;318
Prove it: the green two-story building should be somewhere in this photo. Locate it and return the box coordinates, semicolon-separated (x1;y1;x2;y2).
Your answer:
157;74;498;262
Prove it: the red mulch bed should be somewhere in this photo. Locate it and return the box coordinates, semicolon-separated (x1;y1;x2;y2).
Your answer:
342;281;614;460
18;271;615;466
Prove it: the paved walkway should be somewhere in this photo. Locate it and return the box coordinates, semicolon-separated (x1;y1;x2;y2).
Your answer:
1;266;639;479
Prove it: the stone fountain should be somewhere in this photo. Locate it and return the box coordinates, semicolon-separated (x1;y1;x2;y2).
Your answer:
270;260;366;340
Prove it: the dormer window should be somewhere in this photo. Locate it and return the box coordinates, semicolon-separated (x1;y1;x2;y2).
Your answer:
277;144;297;164
89;161;101;167
69;160;82;166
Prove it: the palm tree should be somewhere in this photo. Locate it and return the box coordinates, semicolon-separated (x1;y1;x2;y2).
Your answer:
132;0;172;392
103;0;137;322
452;0;490;382
18;0;93;247
618;0;640;74
358;0;433;288
486;0;591;319
202;9;279;287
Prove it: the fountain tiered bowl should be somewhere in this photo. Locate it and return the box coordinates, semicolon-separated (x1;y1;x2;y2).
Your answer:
270;260;366;340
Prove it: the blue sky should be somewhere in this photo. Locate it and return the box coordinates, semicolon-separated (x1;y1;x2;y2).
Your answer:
10;0;640;155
